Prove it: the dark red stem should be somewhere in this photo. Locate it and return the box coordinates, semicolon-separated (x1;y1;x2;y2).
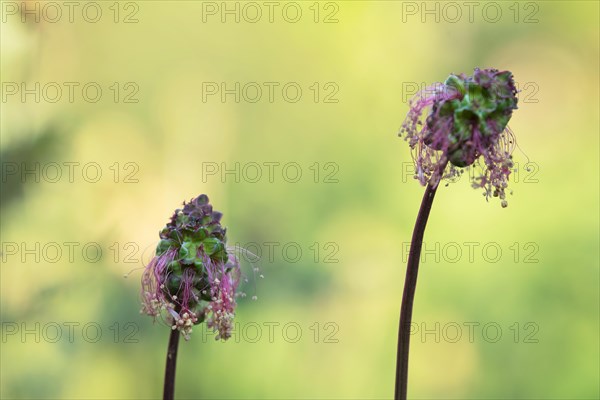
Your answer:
163;328;180;400
395;178;442;400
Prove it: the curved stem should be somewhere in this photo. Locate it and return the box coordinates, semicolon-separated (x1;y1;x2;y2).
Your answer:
395;178;443;400
163;328;180;400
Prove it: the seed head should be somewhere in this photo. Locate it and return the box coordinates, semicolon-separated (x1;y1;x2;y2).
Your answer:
399;68;519;206
141;195;246;340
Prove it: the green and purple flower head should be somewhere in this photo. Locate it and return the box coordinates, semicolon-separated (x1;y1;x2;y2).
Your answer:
141;194;254;340
400;68;518;207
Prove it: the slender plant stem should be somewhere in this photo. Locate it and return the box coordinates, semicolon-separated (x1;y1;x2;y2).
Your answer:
163;328;180;400
395;173;445;400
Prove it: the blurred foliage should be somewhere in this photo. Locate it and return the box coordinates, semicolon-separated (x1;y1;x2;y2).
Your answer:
0;125;64;207
1;1;598;399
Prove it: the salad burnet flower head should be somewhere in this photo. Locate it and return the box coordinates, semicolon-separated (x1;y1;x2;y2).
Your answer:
141;194;252;340
399;68;519;207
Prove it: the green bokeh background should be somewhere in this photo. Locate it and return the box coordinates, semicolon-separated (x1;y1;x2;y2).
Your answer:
1;1;598;399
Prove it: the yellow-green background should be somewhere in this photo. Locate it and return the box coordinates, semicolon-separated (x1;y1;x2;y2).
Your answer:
1;1;598;399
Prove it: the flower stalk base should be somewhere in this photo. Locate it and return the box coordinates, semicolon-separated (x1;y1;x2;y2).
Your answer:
395;176;443;400
163;327;181;400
